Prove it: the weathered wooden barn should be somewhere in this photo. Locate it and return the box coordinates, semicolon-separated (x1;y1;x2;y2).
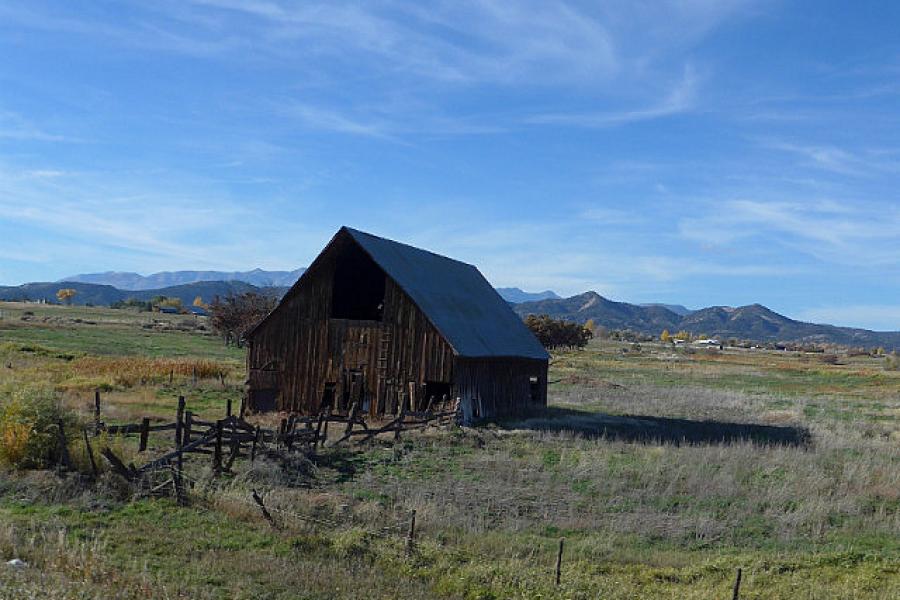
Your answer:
245;226;549;422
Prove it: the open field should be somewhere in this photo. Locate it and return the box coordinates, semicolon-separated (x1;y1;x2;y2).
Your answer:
0;301;898;598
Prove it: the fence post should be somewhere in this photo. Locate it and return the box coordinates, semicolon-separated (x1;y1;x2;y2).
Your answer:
94;390;101;436
213;420;223;475
322;406;331;445
173;465;186;506
555;538;564;586
226;398;232;418
314;410;326;448
405;509;417;556
251;426;260;462
732;568;742;600
82;428;98;477
175;396;185;447
175;396;185;483
395;402;406;442
251;489;278;529
56;419;73;472
345;402;358;436
139;417;150;452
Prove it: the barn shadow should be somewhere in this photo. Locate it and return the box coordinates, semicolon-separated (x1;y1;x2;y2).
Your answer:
503;407;811;447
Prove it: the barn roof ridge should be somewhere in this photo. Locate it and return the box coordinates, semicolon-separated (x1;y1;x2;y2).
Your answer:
340;226;479;269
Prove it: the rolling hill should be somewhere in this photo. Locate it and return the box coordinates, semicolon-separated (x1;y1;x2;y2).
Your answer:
0;280;287;307
514;292;900;350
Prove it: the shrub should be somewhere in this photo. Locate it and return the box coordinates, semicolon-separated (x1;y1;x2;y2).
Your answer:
886;352;900;371
0;388;72;469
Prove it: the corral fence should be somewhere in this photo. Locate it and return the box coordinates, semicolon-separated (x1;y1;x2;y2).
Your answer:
68;391;459;501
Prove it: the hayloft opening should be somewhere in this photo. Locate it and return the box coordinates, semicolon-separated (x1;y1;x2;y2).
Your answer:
331;243;385;321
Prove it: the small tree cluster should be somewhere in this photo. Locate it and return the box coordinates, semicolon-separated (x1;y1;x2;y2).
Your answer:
208;292;277;347
111;298;153;311
55;288;77;305
524;314;593;350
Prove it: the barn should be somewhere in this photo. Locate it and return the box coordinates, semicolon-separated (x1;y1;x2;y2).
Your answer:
245;226;549;423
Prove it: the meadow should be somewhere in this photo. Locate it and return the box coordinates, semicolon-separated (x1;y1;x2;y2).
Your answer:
0;301;897;599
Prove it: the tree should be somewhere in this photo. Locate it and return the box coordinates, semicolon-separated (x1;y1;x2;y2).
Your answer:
192;296;207;308
151;296;182;310
660;329;672;343
584;319;596;333
674;330;691;341
56;288;77;306
208;292;277;347
524;314;592;350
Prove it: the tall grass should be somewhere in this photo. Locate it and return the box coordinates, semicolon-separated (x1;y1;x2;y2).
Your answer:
67;356;230;388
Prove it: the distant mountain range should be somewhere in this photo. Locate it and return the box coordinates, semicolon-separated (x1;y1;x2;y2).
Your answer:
5;271;900;350
514;291;900;350
639;303;692;316
63;271;557;304
495;288;560;303
61;268;306;290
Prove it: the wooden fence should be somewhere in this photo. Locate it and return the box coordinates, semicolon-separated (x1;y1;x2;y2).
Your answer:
80;392;460;503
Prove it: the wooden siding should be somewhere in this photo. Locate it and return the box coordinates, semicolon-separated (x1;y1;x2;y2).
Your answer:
454;357;547;421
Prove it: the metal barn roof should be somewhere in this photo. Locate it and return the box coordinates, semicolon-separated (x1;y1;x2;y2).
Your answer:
342;227;548;360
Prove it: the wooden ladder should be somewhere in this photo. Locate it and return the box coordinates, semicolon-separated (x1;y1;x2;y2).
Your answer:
377;329;392;379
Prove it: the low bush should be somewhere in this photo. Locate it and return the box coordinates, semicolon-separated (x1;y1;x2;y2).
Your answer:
0;387;73;469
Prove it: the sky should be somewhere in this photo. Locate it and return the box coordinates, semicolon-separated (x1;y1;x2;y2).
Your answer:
1;1;900;330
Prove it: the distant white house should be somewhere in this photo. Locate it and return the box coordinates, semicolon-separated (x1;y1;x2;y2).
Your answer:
693;338;721;346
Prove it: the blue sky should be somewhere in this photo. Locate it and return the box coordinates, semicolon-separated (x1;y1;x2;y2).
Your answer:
1;1;900;330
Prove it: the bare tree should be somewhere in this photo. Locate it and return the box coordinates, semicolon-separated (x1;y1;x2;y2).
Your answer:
208;292;277;347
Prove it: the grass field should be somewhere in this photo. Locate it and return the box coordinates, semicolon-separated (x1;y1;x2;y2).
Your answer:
0;301;898;599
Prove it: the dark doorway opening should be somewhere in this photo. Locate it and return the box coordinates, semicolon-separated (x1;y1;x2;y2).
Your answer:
529;376;541;404
252;389;278;412
423;381;452;411
331;243;386;321
320;382;336;412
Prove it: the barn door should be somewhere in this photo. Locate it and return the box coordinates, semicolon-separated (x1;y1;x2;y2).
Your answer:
341;369;365;412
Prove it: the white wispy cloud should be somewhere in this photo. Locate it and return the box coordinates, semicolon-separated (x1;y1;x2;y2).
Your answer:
0;110;71;142
678;198;900;265
525;64;699;127
0;165;250;267
761;139;900;177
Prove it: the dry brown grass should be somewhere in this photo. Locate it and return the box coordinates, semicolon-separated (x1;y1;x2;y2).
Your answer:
65;356;230;388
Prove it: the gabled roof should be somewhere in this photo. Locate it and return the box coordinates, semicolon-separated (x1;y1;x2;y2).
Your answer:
252;227;549;361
